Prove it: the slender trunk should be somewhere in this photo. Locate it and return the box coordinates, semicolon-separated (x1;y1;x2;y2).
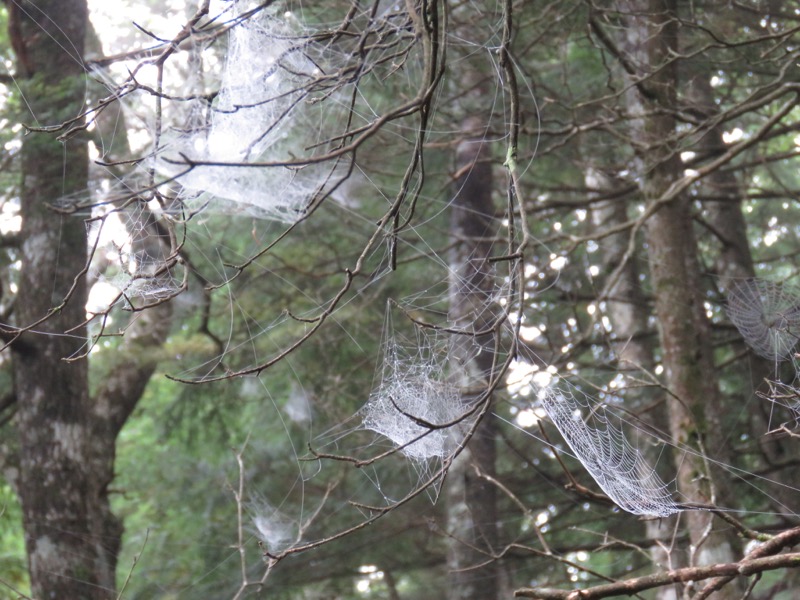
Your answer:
446;118;500;600
618;0;742;592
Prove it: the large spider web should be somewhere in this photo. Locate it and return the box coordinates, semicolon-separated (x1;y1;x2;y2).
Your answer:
155;7;340;221
726;277;800;432
538;384;683;517
80;0;424;318
726;278;800;362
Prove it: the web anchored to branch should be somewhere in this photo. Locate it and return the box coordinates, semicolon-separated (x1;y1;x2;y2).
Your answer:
362;300;690;518
362;311;482;464
539;386;684;517
727;277;800;432
727;278;800;362
157;8;337;221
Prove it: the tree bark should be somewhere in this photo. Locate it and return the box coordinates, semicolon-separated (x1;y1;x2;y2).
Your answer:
7;3;174;597
8;1;108;597
446;117;500;600
617;0;742;594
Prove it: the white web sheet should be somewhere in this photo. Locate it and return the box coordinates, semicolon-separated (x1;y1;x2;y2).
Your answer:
362;315;479;463
539;386;683;517
156;8;334;221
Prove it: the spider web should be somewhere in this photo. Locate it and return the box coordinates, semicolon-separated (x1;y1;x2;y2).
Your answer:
362;307;481;464
155;6;339;221
726;278;800;362
539;384;683;517
86;193;185;312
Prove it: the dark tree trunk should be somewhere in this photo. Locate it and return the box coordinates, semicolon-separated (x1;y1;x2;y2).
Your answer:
446;118;500;600
8;1;107;597
8;3;174;597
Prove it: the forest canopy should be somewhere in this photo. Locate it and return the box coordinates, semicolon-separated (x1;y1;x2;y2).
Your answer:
0;1;799;599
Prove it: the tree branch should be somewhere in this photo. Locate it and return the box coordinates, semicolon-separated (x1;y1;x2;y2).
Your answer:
514;553;800;599
515;525;800;599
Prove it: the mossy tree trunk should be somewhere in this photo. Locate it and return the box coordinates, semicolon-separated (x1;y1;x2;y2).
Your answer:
9;1;106;597
8;2;173;597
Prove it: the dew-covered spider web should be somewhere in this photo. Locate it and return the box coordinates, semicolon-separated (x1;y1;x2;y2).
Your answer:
726;278;800;363
155;7;340;221
362;306;481;465
538;384;684;517
726;277;800;433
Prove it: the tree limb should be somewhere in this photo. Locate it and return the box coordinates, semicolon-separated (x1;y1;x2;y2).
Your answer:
515;553;800;599
516;525;800;599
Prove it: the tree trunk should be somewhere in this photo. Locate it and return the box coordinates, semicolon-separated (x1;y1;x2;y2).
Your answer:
8;3;175;597
618;0;742;593
8;1;108;597
446;118;500;600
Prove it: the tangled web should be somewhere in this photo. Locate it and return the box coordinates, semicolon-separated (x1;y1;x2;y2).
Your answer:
249;498;298;554
540;386;683;517
88;197;185;307
726;278;800;362
362;314;479;463
158;8;334;221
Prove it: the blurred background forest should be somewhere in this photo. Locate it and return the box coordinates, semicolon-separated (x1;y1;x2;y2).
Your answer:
0;1;799;599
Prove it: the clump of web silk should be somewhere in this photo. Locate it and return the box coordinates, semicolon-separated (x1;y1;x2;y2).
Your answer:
156;6;336;221
362;312;480;463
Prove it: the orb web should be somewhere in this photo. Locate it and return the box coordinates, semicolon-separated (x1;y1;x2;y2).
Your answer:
539;385;683;517
726;278;800;362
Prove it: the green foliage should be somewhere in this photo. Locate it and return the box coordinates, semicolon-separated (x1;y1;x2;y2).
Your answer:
0;483;28;598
